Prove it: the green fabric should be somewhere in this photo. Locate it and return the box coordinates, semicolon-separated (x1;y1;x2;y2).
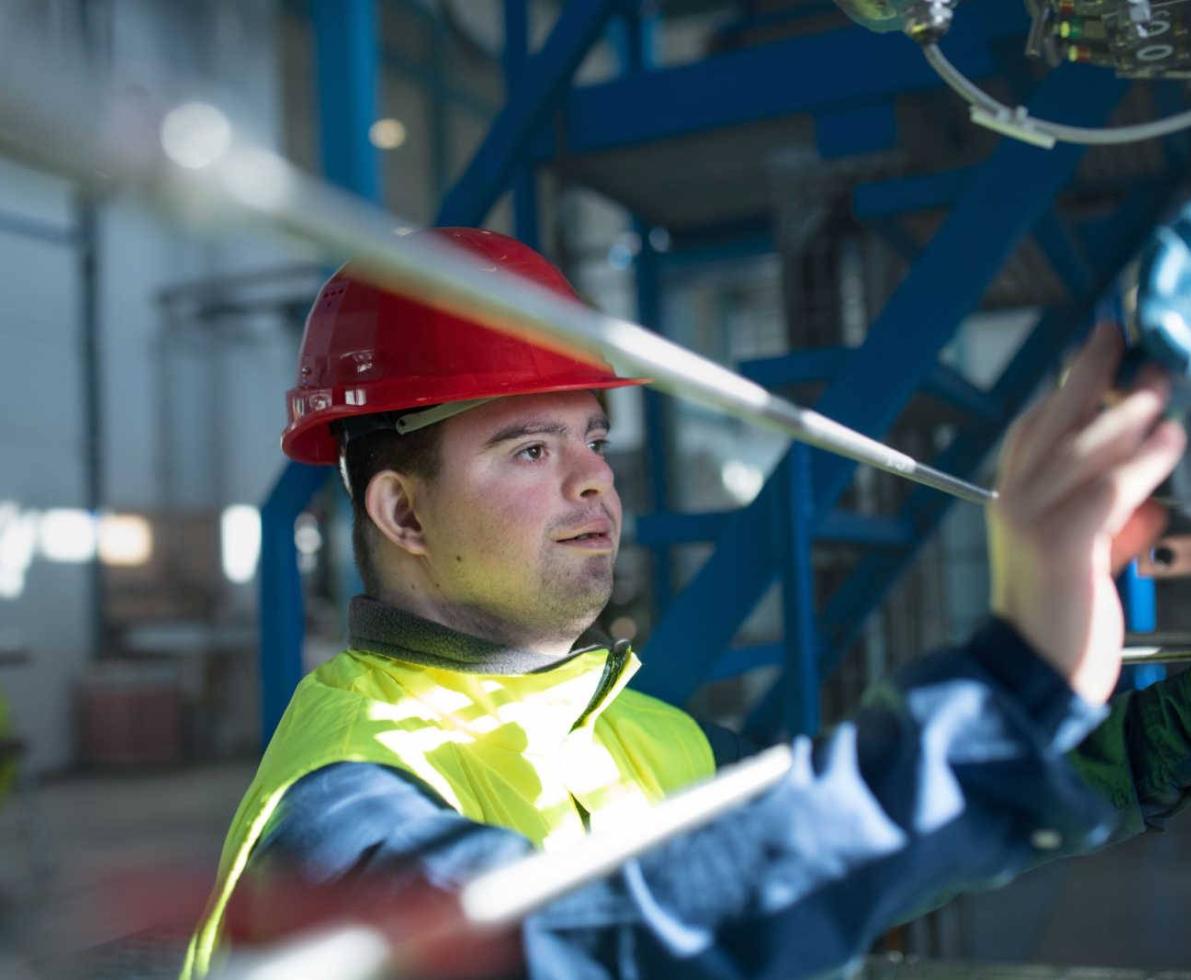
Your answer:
1069;669;1191;842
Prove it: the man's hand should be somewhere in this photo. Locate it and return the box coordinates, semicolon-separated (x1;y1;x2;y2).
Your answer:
989;323;1186;706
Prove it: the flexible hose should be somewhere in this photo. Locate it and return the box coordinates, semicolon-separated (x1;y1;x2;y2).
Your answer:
923;43;1191;146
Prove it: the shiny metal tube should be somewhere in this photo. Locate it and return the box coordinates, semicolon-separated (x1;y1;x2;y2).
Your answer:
1122;645;1191;665
0;53;994;507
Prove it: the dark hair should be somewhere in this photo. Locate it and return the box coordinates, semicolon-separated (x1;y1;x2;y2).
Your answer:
337;415;442;596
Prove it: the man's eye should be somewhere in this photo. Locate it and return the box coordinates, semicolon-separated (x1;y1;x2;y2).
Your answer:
589;438;611;456
517;444;546;462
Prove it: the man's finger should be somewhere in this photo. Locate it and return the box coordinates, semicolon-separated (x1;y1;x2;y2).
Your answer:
1061;420;1187;547
1011;323;1123;485
1009;377;1169;521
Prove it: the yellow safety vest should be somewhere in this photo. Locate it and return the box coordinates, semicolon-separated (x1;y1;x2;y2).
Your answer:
183;643;714;978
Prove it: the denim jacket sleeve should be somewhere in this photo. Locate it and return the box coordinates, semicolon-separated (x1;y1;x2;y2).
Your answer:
238;618;1117;979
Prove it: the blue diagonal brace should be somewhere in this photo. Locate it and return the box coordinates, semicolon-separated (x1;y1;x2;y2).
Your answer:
635;66;1129;708
821;179;1185;666
808;69;1129;519
437;0;619;227
1033;208;1094;297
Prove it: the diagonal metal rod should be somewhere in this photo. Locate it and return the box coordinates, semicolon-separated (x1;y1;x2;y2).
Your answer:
0;53;995;507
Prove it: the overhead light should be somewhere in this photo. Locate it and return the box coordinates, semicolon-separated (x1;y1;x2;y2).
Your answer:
721;461;765;505
97;514;153;566
0;502;37;599
221;505;261;584
160;101;233;170
37;509;97;563
369;118;407;150
294;512;323;556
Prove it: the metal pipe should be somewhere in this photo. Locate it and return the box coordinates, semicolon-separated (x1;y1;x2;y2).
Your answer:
1122;645;1191;665
0;53;995;507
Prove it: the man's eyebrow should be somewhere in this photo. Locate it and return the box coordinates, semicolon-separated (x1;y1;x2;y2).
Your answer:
483;413;612;448
483;420;568;448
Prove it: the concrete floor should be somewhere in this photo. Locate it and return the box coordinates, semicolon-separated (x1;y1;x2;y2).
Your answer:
0;762;254;979
1;762;1190;978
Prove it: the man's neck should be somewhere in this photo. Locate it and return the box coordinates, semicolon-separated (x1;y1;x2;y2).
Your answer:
374;585;581;660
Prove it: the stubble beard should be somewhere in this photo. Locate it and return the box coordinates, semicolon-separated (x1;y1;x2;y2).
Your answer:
536;549;616;638
440;547;616;655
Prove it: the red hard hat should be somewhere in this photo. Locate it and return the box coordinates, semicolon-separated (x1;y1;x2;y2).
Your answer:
282;227;647;465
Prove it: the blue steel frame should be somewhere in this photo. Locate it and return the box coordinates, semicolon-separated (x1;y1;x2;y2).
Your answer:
749;178;1186;736
437;0;621;226
633;62;1131;712
526;4;1028;161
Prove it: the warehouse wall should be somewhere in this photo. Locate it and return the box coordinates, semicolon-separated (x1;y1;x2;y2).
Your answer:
0;157;91;773
1;0;297;773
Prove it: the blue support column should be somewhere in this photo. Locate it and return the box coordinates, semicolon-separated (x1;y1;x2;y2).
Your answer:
611;4;671;615
636;219;675;612
1120;562;1164;690
437;0;619;227
260;464;331;746
780;445;820;737
503;0;539;247
428;15;451;205
311;0;380;201
258;0;381;746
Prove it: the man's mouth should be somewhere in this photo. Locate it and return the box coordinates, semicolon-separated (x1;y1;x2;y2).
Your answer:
555;521;615;550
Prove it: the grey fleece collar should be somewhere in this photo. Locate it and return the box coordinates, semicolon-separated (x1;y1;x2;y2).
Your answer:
348;595;613;675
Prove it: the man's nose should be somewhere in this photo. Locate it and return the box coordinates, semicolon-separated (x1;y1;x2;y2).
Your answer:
565;445;614;500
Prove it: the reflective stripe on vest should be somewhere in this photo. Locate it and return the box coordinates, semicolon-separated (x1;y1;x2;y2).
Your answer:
182;645;714;978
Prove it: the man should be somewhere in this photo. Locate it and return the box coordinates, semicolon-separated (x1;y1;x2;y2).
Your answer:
184;228;1191;979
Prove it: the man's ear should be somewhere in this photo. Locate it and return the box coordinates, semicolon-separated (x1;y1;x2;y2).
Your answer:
364;470;428;557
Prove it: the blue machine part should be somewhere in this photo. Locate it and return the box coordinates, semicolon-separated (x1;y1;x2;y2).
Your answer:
1129;207;1191;404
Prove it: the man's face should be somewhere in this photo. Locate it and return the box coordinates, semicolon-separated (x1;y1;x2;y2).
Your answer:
410;390;622;648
